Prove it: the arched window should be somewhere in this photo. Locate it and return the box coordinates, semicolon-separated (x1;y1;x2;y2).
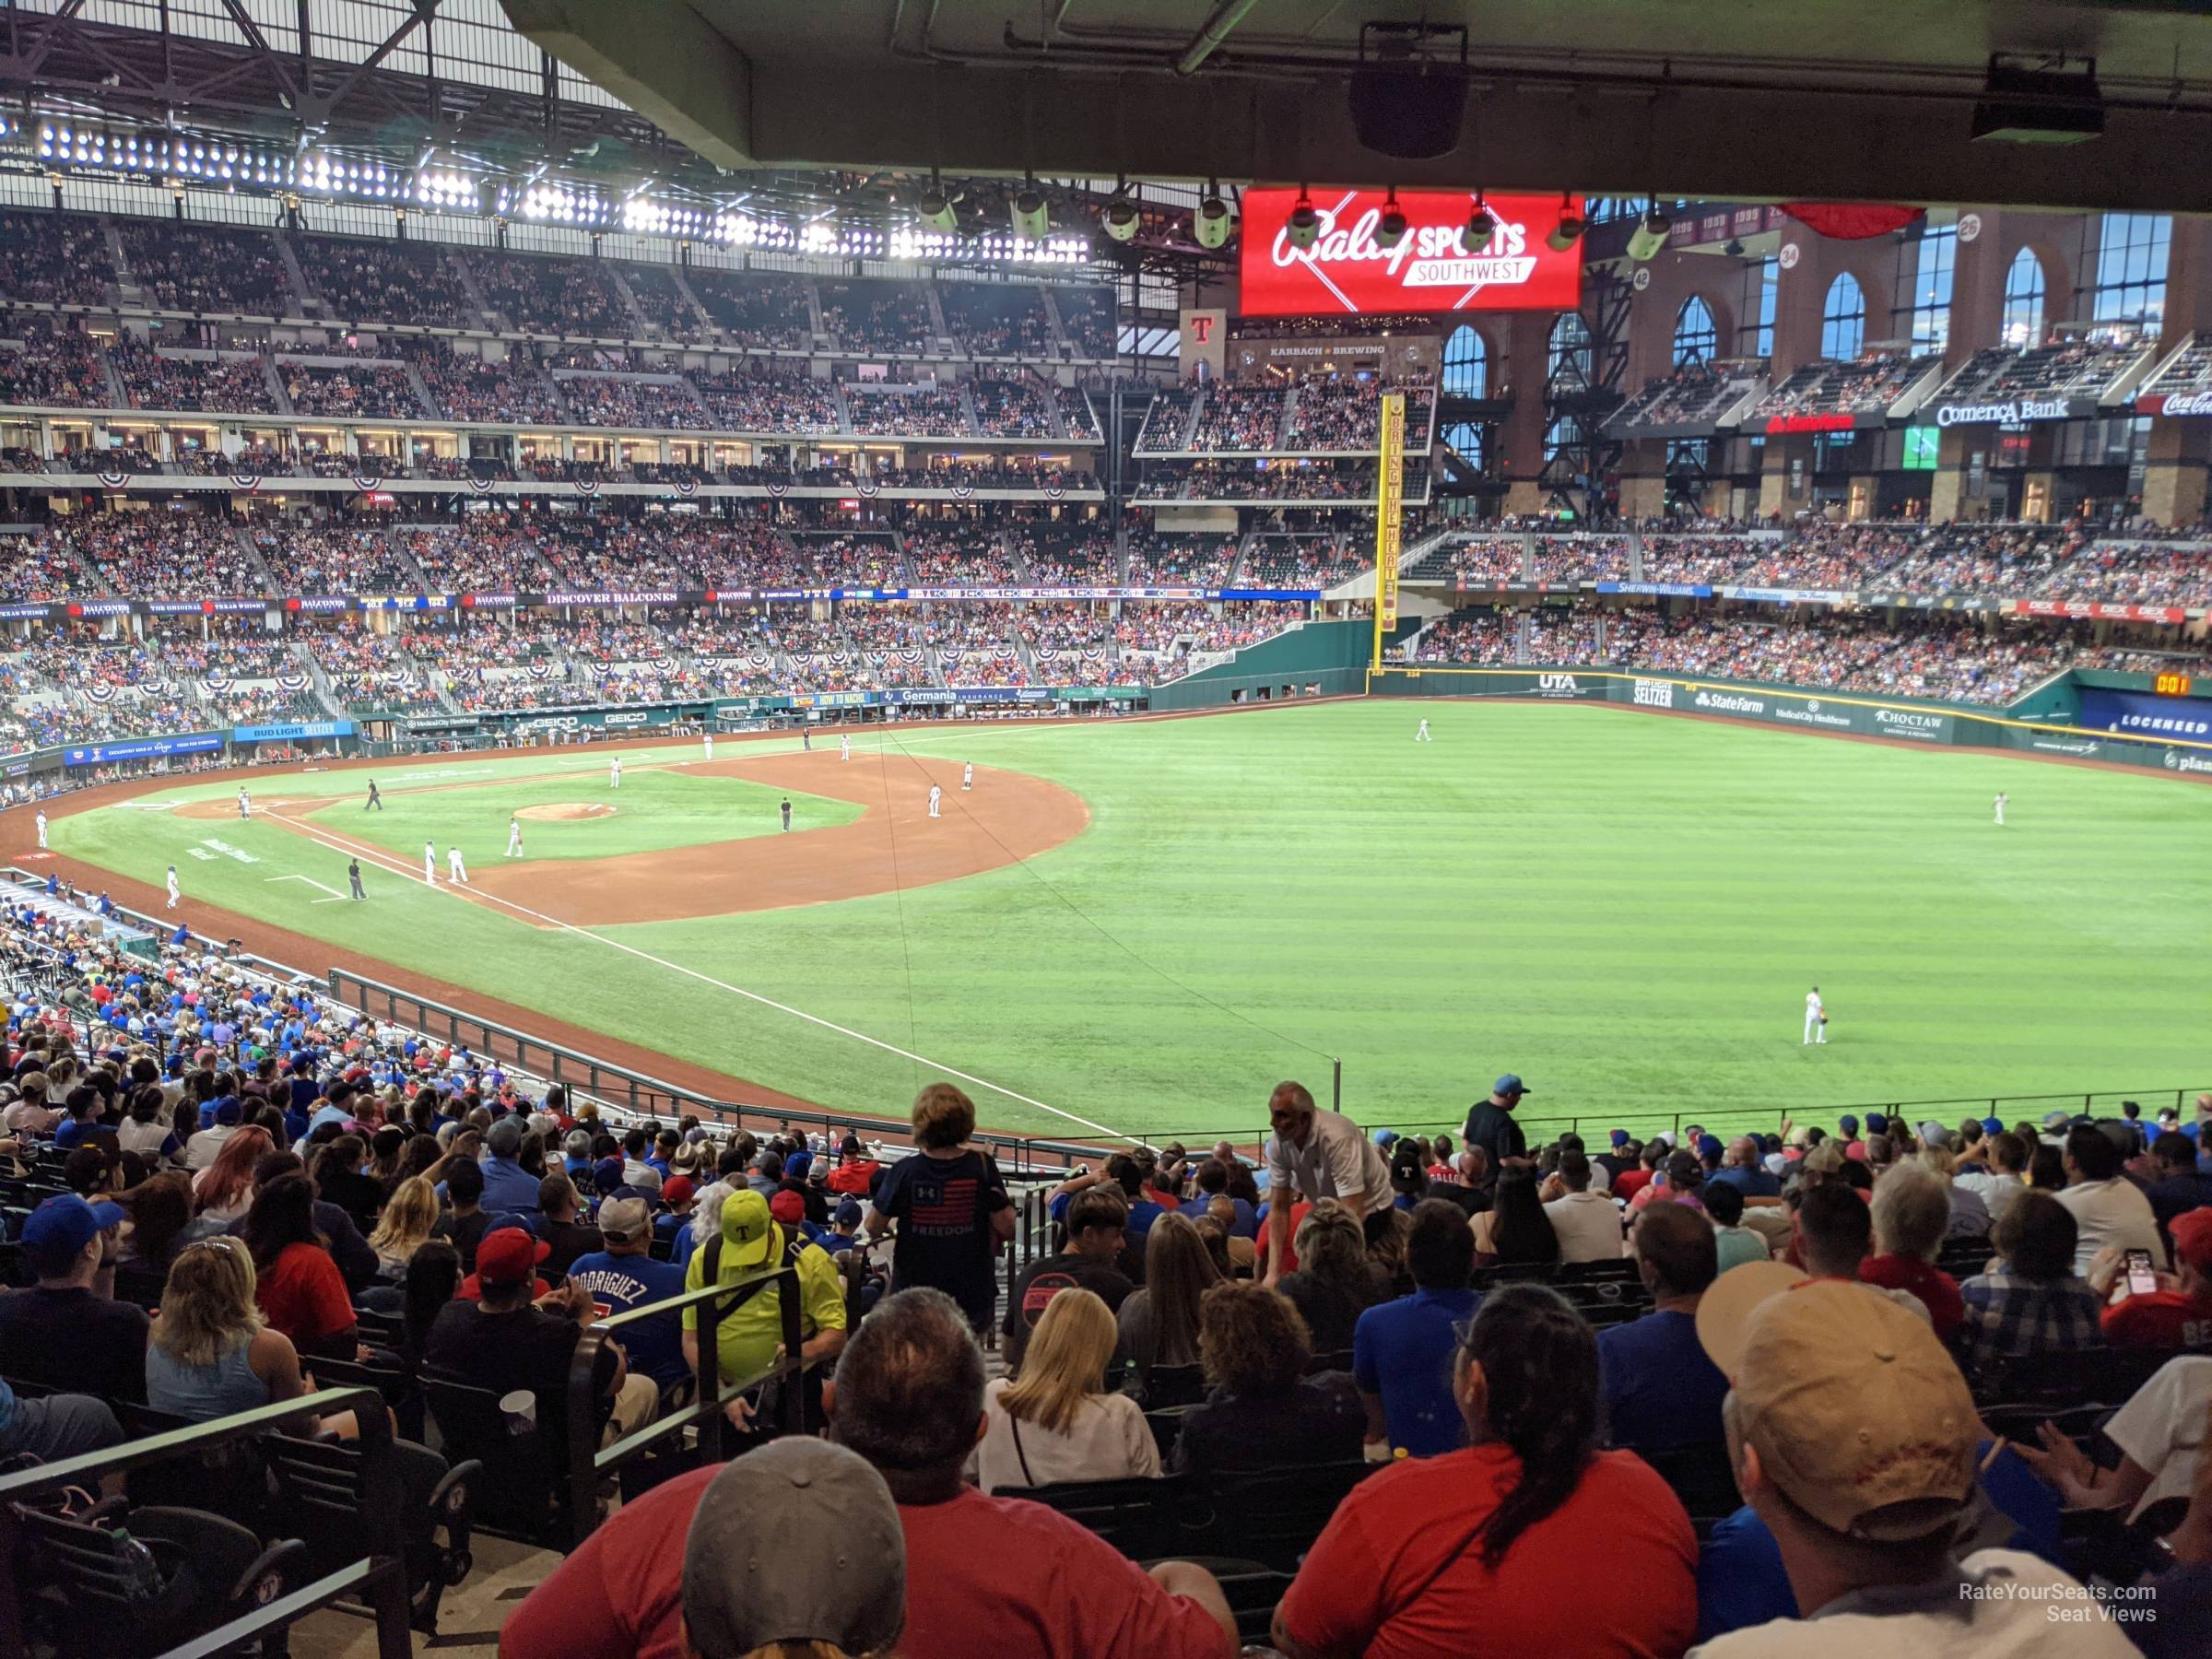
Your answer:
2002;249;2046;348
1673;298;1718;367
1548;312;1591;381
1442;326;1488;398
1821;274;1865;359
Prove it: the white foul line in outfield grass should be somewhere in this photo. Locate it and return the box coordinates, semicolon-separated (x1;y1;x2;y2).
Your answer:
266;873;348;903
258;806;1134;1145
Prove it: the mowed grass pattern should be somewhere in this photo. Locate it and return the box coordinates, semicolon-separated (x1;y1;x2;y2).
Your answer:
48;702;2212;1144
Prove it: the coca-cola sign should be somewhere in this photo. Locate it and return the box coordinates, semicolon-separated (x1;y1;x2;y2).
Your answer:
1240;189;1583;318
2138;390;2212;418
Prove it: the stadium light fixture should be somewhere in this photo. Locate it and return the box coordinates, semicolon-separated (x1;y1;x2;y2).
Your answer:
1011;174;1051;241
1193;181;1234;250
1459;192;1494;255
1626;201;1671;263
1375;188;1408;251
1285;186;1321;251
1102;178;1141;243
1546;191;1586;253
916;167;961;233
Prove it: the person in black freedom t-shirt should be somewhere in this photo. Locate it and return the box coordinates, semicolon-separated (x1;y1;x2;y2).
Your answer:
866;1083;1014;1330
1003;1186;1135;1375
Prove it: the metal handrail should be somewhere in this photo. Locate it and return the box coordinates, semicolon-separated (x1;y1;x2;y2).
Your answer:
0;1385;410;1659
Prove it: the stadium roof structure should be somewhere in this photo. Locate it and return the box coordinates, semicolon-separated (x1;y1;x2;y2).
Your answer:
502;0;2212;212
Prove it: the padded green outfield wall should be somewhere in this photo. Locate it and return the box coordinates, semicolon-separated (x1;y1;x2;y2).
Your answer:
1147;619;1379;710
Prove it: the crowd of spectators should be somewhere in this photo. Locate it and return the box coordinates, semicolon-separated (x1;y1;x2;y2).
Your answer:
969;377;1057;438
407;341;568;425
819;280;935;355
295;235;477;328
393;522;557;593
1126;533;1239;585
1134;386;1203;453
845;385;971;439
939;284;1052;358
1411;535;1528;585
1014;524;1121;583
1280;378;1437;452
467;252;631;337
557;374;712;430
0;315;112;407
300;622;445;713
246;520;419;594
107;338;276;415
1189;385;1288;452
903;527;1018;585
64;511;265;599
281;360;426;421
1613;362;1763;430
1241;534;1370;588
1057;385;1103;440
689;365;843;432
1871;525;2082;598
117;222;293;315
1135;458;1391;502
1639;535;1764;584
0;208;114;306
620;266;705;340
2036;539;2212;606
1533;535;1632;584
686;269;816;349
1412;610;1517;663
1053;285;1117;356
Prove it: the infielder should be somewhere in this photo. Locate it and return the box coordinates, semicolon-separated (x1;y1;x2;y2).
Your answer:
840;734;850;762
448;844;469;885
365;779;382;811
962;762;974;792
780;796;793;831
928;784;943;819
803;729;813;751
506;816;524;858
348;857;365;900
34;809;45;850
237;787;251;818
1416;718;1432;743
165;864;181;911
423;840;438;885
1803;985;1828;1046
610;755;622;790
703;732;714;761
1994;793;2008;827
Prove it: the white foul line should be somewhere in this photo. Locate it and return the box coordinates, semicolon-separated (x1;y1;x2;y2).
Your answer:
266;872;347;901
259;805;1133;1143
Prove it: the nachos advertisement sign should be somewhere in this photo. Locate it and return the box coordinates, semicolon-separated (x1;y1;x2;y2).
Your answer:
1240;190;1583;318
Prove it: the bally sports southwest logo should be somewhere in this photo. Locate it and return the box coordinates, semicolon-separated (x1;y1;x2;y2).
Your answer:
1241;190;1583;318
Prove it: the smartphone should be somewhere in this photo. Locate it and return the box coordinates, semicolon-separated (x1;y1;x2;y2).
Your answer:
2124;1248;2159;1297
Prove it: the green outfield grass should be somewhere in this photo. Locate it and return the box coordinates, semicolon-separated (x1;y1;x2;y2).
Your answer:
298;763;858;862
48;702;2212;1146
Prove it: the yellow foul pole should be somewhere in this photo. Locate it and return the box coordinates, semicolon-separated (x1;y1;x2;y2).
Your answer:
1371;392;1406;676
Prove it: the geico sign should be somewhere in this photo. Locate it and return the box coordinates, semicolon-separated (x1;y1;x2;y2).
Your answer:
1241;189;1583;317
1633;678;1675;708
1934;398;2069;427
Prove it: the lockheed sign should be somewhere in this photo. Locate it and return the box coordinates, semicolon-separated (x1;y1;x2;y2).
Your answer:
1240;190;1583;318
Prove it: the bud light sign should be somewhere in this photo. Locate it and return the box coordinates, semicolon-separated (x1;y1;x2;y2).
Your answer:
1240;190;1583;318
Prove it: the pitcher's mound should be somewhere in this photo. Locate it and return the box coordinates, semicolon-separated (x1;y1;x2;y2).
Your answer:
516;802;617;822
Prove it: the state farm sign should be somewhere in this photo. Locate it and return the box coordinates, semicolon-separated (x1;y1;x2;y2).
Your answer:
1240;189;1583;318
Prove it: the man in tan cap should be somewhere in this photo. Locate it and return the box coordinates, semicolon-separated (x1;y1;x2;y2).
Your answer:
1688;1263;2135;1654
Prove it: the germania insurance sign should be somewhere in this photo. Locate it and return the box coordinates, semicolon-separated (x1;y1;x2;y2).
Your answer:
1240;189;1583;317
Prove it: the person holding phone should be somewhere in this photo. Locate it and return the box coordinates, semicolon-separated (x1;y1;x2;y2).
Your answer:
2096;1209;2212;1349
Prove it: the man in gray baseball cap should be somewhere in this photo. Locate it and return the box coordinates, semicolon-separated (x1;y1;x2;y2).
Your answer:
681;1438;905;1658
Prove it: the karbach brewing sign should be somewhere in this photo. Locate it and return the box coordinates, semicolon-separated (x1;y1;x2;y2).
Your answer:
1240;189;1583;318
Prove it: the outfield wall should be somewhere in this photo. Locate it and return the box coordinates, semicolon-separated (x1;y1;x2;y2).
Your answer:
1369;665;2212;777
1147;619;1383;711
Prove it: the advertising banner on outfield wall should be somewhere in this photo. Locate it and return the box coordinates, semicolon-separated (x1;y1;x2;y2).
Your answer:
2077;688;2212;742
62;732;226;767
230;719;357;744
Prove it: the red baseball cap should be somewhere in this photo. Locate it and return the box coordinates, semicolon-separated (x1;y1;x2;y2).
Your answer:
768;1189;805;1225
472;1224;551;1287
2171;1207;2212;1275
661;1176;695;1206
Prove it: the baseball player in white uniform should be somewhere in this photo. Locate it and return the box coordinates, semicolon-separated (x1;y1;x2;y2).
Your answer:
962;762;974;793
34;809;45;849
703;732;714;761
840;734;851;762
165;865;181;910
237;787;251;818
928;784;942;818
1994;793;2008;827
1416;718;1432;742
423;841;438;885
447;844;469;885
610;754;622;790
506;816;524;858
1804;986;1827;1045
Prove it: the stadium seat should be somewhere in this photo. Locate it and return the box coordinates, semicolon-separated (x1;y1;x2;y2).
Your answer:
419;1368;569;1545
1137;1362;1206;1408
1186;1460;1379;1572
1010;1473;1194;1561
6;1498;306;1659
1634;1442;1742;1527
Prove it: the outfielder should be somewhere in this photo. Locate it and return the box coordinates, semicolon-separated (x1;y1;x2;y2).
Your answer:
610;754;622;790
962;761;974;792
506;816;524;858
1994;793;2008;827
928;784;942;819
34;809;45;850
447;844;469;885
165;864;181;910
423;840;438;885
1416;718;1432;742
1803;986;1828;1046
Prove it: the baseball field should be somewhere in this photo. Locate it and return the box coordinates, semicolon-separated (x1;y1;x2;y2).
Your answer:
30;699;2212;1147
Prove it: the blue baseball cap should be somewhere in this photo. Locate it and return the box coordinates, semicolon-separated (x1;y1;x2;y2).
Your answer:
1838;1114;1859;1135
1371;1129;1399;1147
1609;1129;1630;1147
592;1156;626;1194
834;1199;864;1230
1982;1117;2006;1135
1493;1075;1529;1097
1696;1134;1724;1159
1865;1112;1889;1135
21;1194;125;1274
784;1151;813;1179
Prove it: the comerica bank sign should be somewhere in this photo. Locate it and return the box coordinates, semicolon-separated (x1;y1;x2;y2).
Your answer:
1932;398;2076;428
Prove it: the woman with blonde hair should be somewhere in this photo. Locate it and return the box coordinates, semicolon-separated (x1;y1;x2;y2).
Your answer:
190;1124;274;1227
1277;1198;1392;1355
146;1236;310;1423
973;1288;1159;1492
1116;1210;1219;1402
368;1175;441;1281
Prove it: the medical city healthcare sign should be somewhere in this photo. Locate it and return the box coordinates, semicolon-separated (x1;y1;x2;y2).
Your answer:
1240;189;1583;318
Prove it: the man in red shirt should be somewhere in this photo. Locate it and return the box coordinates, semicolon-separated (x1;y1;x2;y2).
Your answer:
500;1287;1237;1659
2100;1206;2212;1349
